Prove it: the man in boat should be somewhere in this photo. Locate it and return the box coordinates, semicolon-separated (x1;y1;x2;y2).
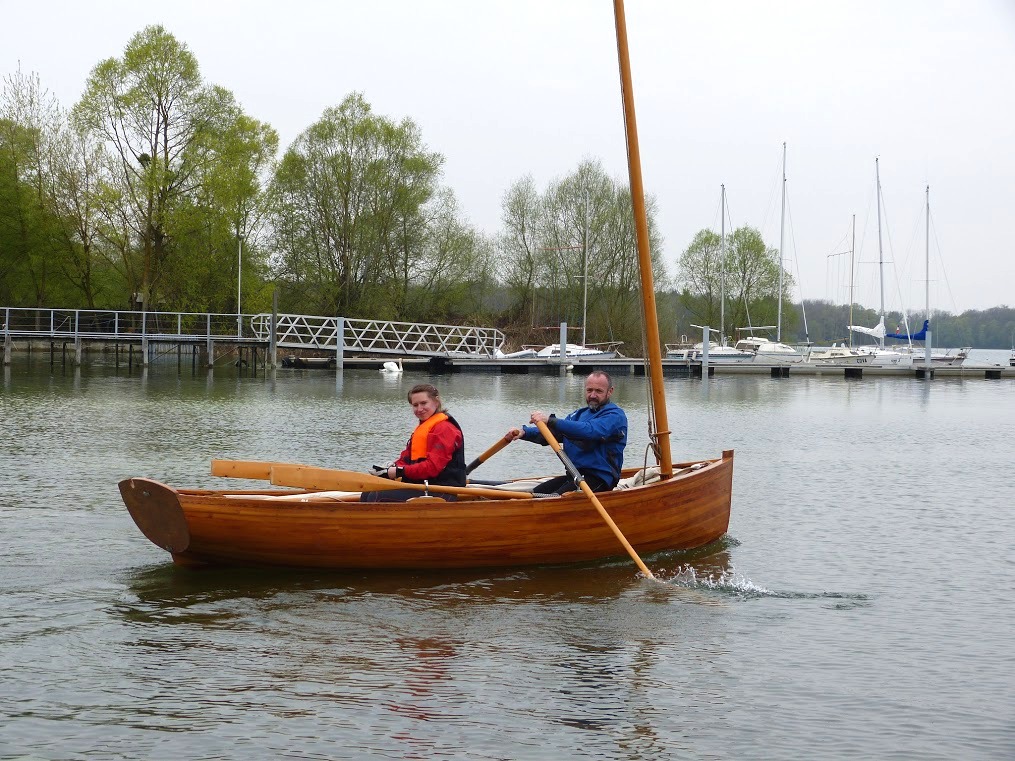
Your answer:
504;370;627;494
364;383;467;502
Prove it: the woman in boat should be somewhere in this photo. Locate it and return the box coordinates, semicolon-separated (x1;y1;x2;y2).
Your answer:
364;383;467;502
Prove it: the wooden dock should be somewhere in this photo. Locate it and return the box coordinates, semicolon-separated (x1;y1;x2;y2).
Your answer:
434;355;1015;380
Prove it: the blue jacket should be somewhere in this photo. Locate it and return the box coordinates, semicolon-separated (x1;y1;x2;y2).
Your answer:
521;402;628;488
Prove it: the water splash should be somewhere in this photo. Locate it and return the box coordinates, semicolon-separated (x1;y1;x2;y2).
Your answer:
659;563;870;607
662;563;774;598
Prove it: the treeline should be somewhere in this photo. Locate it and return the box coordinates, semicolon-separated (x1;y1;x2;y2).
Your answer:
784;302;1015;350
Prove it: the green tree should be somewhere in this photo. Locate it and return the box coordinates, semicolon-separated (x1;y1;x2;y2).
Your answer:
167;110;278;312
497;174;542;326
74;25;224;309
48;120;116;308
269;92;478;320
0;69;70;307
498;159;666;352
676;225;793;341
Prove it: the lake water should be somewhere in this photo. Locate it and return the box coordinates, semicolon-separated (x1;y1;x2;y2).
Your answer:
2;351;1013;760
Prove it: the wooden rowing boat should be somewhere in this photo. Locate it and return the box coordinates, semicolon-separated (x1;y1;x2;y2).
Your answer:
119;454;733;569
117;0;735;572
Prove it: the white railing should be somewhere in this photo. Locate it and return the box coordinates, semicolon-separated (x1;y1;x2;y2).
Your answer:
2;307;505;358
2;307;251;340
249;313;505;357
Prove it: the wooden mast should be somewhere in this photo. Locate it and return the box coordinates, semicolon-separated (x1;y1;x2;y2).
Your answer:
612;0;672;478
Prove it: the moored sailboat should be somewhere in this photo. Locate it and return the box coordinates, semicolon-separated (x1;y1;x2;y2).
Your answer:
117;2;734;571
734;145;806;365
885;187;968;366
847;159;913;367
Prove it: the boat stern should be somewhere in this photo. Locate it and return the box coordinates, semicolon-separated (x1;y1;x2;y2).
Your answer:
118;478;191;554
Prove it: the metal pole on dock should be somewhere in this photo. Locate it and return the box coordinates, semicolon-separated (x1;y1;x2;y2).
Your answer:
73;311;82;366
237;232;243;339
3;307;10;366
141;311;149;367
559;322;568;376
335;317;344;371
701;325;710;376
206;313;213;368
270;291;278;369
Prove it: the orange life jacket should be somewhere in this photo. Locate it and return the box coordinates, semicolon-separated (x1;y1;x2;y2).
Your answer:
409;412;449;461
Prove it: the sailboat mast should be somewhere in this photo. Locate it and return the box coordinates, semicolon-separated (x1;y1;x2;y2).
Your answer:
583;189;589;346
720;184;726;343
925;184;932;367
925;185;930;319
849;214;855;349
777;142;786;342
875;158;886;349
613;0;672;478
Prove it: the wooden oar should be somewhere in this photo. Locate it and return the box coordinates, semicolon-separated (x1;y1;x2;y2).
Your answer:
534;420;655;579
465;436;511;475
212;459;301;480
269;464;535;501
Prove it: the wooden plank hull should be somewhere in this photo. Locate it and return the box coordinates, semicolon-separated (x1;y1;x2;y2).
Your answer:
119;451;733;570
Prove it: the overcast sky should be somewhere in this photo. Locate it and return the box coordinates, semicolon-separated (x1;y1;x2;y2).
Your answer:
4;0;1014;314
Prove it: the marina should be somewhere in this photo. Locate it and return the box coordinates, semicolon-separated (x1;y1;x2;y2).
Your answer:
5;306;1013;380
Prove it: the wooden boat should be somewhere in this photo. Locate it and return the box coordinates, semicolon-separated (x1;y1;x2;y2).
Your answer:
119;456;733;569
280;355;336;369
118;0;734;572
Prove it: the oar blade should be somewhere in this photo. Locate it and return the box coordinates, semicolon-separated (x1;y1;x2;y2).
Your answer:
212;459;300;480
270;464;397;492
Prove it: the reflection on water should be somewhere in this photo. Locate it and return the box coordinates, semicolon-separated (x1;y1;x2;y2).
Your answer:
117;543;738;628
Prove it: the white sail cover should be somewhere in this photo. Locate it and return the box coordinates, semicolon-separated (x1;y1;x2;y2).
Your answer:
848;316;886;340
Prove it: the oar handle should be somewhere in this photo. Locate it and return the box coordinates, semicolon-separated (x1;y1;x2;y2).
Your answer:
534;420;655;579
465;437;511;475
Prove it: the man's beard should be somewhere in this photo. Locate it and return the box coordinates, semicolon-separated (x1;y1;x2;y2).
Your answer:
587;399;601;411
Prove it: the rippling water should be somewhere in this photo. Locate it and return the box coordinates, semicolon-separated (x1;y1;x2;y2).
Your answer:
2;353;1013;760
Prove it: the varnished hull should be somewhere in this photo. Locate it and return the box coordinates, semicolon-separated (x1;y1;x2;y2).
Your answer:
119;451;733;570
